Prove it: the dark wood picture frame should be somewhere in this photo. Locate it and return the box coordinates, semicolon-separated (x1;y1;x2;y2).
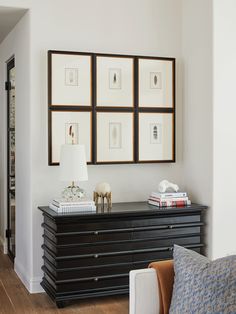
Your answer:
95;54;135;108
48;50;175;165
48;50;93;107
137;112;175;163
137;56;175;109
48;108;93;165
95;111;135;164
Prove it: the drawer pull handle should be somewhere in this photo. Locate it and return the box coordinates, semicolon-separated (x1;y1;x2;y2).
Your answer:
94;254;99;258
169;247;174;251
94;277;98;282
94;231;99;235
168;225;173;229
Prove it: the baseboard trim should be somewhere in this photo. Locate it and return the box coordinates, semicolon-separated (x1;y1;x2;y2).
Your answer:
30;276;44;293
14;259;30;291
14;259;44;293
0;236;7;254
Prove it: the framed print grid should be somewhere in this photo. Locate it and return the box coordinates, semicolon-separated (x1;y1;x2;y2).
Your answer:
48;51;92;107
49;110;92;165
48;50;175;165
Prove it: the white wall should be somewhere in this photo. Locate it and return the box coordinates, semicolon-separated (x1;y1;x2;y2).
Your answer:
30;0;183;290
0;0;29;8
212;0;236;258
0;0;183;293
0;10;32;286
181;0;213;257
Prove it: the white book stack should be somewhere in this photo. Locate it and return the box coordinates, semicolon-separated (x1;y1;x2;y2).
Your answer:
49;198;96;213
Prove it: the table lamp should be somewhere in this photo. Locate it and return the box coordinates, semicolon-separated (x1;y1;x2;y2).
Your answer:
60;144;88;201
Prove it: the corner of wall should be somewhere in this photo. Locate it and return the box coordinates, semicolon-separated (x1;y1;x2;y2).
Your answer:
14;258;44;293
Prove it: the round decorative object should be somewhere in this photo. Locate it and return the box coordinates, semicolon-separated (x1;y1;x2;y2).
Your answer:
95;182;111;195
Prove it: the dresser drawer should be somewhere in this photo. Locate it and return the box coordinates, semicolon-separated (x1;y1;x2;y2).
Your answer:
44;272;129;293
132;223;202;240
132;235;201;251
44;237;135;256
44;216;133;233
43;260;132;281
43;247;133;269
133;245;203;262
43;226;132;245
133;249;173;263
132;214;201;228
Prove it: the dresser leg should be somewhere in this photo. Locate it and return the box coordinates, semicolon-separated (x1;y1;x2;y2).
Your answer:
56;301;64;308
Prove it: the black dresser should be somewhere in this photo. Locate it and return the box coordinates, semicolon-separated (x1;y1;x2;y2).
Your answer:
39;202;207;307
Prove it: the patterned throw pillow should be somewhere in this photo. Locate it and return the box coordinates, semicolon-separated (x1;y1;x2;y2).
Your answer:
169;245;236;314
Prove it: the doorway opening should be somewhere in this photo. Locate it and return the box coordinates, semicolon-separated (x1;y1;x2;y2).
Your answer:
6;57;15;261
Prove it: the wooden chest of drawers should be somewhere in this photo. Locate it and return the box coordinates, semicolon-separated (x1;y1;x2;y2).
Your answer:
39;202;207;308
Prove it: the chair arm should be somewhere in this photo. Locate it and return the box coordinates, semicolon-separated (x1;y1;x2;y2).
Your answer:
129;268;159;314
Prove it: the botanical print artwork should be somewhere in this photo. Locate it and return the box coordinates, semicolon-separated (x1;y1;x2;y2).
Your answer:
96;55;134;107
50;52;92;106
139;58;174;108
109;68;122;89
65;68;78;86
150;123;162;144
50;110;92;164
65;123;79;144
109;123;122;149
150;72;162;89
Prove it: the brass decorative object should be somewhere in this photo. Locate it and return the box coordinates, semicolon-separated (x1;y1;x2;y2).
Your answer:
94;182;112;211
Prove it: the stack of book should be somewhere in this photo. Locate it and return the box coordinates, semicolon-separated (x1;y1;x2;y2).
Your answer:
49;198;96;213
148;191;191;208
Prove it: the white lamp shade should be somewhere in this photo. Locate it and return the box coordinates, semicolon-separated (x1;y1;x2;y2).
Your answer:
60;144;88;182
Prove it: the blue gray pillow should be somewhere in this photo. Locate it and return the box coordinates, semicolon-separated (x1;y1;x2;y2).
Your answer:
169;245;236;314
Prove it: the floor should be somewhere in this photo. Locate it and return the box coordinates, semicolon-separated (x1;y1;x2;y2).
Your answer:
0;248;129;314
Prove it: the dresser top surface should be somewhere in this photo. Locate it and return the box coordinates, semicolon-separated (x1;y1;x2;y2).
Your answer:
38;202;207;219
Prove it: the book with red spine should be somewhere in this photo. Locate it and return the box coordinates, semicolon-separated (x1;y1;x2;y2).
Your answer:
148;199;191;207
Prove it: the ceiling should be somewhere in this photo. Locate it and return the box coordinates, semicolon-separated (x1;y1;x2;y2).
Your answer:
0;6;27;44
